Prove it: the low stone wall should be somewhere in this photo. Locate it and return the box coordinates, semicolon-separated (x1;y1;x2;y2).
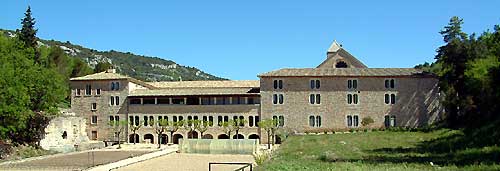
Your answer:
179;139;259;155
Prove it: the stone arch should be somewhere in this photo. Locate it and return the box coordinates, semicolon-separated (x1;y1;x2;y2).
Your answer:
160;134;168;144
144;134;154;144
275;136;282;144
335;61;348;68
248;134;260;140
129;134;139;143
173;134;183;144
217;134;229;139
202;134;213;139
232;134;244;139
188;131;199;139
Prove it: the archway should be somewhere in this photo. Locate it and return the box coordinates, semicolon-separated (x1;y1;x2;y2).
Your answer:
233;134;244;139
129;134;139;143
173;134;183;144
248;134;260;140
144;134;154;144
217;134;229;139
160;134;168;144
202;134;213;139
275;136;282;144
188;131;199;139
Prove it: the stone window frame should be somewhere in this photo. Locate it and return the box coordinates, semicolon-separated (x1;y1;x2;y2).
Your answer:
272;115;285;127
315;115;322;127
309;79;321;90
91;131;98;140
384;93;397;105
309;93;321;105
347;78;359;90
384;78;396;89
91;115;98;125
111;81;121;91
346;114;360;128
346;93;359;105
272;93;285;105
75;89;81;97
96;88;101;96
85;84;92;96
273;79;284;90
91;103;97;111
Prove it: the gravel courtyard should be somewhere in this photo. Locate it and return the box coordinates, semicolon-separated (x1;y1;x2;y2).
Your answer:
115;153;255;171
0;150;151;171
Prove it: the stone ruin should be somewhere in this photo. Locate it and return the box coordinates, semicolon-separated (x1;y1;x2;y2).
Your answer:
40;109;104;153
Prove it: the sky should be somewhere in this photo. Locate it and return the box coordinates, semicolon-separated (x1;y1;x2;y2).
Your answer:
2;1;499;80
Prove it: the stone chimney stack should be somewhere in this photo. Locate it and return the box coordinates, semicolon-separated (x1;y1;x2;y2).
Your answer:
106;68;116;73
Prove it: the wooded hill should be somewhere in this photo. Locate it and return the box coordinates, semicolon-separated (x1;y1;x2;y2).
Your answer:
1;29;225;81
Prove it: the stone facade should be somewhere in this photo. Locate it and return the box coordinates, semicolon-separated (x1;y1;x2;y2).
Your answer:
69;41;443;145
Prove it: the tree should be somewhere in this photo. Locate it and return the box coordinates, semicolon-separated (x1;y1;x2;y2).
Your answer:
166;120;183;144
18;6;38;49
108;120;127;149
94;61;112;73
153;119;169;148
435;16;470;128
233;118;247;140
258;119;275;149
221;119;236;139
361;117;374;127
194;120;212;138
129;121;142;144
184;119;200;139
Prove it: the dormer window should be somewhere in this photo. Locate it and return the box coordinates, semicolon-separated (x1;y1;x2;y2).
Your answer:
335;61;348;68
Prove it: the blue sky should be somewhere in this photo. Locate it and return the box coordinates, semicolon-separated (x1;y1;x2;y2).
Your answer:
2;1;499;80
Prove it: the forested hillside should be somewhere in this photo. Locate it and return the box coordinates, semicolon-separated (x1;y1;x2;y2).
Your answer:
1;29;225;81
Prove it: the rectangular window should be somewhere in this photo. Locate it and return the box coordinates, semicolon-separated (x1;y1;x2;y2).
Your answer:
255;116;260;126
273;94;284;104
115;96;120;105
115;116;119;122
385;94;390;104
96;89;101;95
353;115;359;127
157;98;170;104
91;103;97;111
273;79;283;89
347;93;358;104
310;79;320;89
110;96;115;105
134;116;139;126
316;116;321;127
130;98;141;105
218;116;222;126
91;115;97;124
310;94;321;104
278;116;284;127
85;84;92;95
149;116;154;126
111;82;120;91
347;79;358;89
91;131;97;140
224;116;228;122
144;116;148;126
385;79;396;89
76;89;81;96
109;116;114;122
143;98;156;104
384;115;390;127
249;116;254;127
347;115;353;127
309;116;315;127
172;98;184;105
390;116;396;127
390;94;396;104
208;116;214;126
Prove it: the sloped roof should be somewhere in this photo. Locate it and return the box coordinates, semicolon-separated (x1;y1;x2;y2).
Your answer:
129;87;259;96
258;68;434;77
327;40;342;53
318;40;368;68
147;80;259;88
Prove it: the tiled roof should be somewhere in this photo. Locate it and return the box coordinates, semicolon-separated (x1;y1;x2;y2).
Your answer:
147;80;259;88
258;68;433;77
69;72;130;81
129;87;259;96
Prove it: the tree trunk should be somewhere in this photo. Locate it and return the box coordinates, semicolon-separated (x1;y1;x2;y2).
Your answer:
271;129;275;146
157;133;161;148
267;130;270;149
236;130;239;139
170;131;174;144
133;130;136;144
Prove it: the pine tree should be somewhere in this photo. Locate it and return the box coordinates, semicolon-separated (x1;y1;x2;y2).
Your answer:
19;6;38;49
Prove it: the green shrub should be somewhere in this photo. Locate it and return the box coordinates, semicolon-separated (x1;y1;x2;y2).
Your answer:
253;151;271;165
318;151;340;162
361;117;374;126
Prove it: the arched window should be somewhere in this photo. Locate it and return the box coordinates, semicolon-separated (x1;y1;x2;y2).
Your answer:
335;61;348;68
316;116;321;127
390;94;396;104
249;116;254;127
384;94;390;104
309;116;315;127
390;116;396;127
278;116;284;127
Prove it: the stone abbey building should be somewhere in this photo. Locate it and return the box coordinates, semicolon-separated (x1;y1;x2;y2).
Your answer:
70;41;442;144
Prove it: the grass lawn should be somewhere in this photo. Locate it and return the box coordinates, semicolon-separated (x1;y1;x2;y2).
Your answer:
259;130;500;171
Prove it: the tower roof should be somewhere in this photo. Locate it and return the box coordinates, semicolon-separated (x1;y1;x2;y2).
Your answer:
327;40;342;53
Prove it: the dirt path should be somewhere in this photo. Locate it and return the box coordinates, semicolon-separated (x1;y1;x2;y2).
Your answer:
115;153;255;171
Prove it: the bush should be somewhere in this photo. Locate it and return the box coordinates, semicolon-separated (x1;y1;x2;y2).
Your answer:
253;151;271;165
361;117;374;126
